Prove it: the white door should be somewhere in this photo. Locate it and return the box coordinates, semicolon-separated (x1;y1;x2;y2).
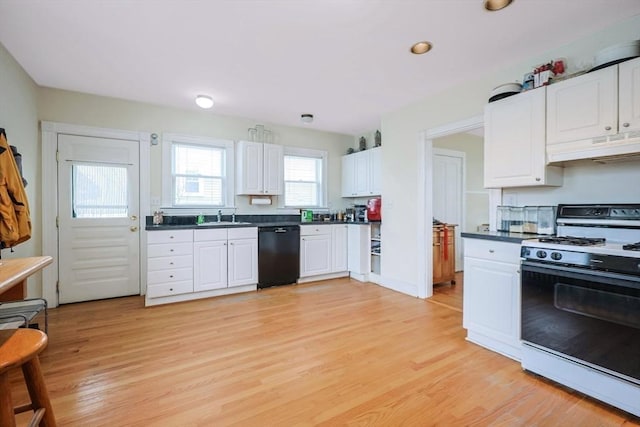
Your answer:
57;134;140;303
433;149;463;270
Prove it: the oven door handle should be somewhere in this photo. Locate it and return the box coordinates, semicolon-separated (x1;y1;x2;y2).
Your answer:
521;260;640;289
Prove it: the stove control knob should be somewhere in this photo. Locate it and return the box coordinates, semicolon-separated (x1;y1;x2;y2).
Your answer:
536;250;547;259
551;252;562;261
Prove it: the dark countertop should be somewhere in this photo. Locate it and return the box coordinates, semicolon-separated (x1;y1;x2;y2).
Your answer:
145;220;374;231
461;231;548;244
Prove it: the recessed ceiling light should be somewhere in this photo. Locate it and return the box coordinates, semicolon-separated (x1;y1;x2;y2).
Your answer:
195;94;214;109
410;41;433;55
301;113;314;123
484;0;513;11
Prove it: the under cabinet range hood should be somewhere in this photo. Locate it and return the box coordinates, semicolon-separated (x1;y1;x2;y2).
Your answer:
547;132;640;164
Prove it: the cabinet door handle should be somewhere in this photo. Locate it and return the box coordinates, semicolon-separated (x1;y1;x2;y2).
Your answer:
169;275;174;278
605;125;612;131
169;288;174;291
623;122;630;128
489;249;495;253
535;177;541;182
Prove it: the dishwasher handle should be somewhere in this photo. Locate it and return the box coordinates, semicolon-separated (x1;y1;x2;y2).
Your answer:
275;228;287;233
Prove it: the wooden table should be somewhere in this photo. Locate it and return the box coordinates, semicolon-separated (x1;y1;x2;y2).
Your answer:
0;257;53;302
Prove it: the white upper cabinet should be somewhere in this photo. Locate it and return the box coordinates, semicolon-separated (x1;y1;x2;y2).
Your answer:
341;147;382;197
619;57;640;133
484;88;563;188
546;65;618;144
236;141;283;195
546;57;640;162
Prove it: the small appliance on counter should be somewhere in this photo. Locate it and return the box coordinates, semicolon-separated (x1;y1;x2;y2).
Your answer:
354;205;367;222
496;205;556;234
366;197;381;221
300;209;313;223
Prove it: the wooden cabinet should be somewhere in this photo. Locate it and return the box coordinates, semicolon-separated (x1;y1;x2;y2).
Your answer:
300;224;349;280
146;230;194;299
236;141;283;195
484;88;562;188
432;225;455;284
462;238;522;361
546;57;640;162
341;147;382;197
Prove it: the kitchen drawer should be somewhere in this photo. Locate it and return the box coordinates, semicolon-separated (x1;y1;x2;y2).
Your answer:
147;267;193;285
463;238;520;264
147;242;193;258
228;227;258;240
300;225;330;236
147;229;193;244
147;254;192;272
146;280;193;298
194;228;227;242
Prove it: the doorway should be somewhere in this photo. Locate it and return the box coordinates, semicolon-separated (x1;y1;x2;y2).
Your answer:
41;122;151;307
418;115;500;301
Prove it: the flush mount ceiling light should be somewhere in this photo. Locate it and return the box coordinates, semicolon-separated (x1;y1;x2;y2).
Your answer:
195;94;214;109
410;41;433;55
484;0;513;11
301;113;314;123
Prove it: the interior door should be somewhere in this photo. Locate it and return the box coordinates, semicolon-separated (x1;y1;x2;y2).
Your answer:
433;149;463;270
57;134;140;303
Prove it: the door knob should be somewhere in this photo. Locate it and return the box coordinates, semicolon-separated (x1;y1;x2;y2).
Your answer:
130;226;138;232
130;215;138;220
623;122;630;128
605;126;612;131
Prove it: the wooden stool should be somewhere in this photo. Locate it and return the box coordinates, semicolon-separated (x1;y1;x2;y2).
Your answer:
0;329;56;427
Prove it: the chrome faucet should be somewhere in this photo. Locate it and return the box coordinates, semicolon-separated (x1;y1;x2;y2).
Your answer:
217;209;222;222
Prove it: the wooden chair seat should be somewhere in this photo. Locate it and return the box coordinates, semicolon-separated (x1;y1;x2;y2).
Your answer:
0;329;56;427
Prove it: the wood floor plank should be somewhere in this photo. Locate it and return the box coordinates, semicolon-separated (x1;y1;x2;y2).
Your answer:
8;278;640;426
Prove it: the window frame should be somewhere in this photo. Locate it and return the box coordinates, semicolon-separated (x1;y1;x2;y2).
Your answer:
161;133;235;209
281;146;328;209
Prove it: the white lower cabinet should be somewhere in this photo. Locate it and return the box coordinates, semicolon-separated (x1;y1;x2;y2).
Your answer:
146;230;194;299
146;227;257;306
462;238;522;361
299;224;348;281
228;235;258;287
194;229;228;291
347;224;370;282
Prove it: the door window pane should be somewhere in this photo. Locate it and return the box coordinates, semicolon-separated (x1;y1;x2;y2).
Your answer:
72;164;128;218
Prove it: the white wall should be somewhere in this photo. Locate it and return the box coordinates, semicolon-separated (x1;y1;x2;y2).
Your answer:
37;88;354;214
0;42;42;295
379;15;640;293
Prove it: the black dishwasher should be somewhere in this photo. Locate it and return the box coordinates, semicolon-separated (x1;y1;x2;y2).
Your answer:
258;225;300;288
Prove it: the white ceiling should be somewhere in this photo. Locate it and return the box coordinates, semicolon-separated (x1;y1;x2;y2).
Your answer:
1;0;640;136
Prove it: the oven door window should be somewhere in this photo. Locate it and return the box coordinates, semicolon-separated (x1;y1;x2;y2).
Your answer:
521;264;640;384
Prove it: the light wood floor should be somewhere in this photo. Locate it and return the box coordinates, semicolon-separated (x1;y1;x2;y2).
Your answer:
10;278;640;426
430;272;463;312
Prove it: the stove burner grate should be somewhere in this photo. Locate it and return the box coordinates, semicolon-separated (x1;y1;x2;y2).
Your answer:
622;242;640;251
538;236;606;246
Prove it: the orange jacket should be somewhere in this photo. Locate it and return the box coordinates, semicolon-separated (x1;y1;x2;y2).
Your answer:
0;130;31;249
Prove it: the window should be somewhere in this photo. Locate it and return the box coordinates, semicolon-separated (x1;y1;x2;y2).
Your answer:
162;134;234;208
283;148;327;208
72;164;129;218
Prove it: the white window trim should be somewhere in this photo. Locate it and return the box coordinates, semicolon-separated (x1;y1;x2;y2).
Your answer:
280;146;328;209
161;133;235;211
